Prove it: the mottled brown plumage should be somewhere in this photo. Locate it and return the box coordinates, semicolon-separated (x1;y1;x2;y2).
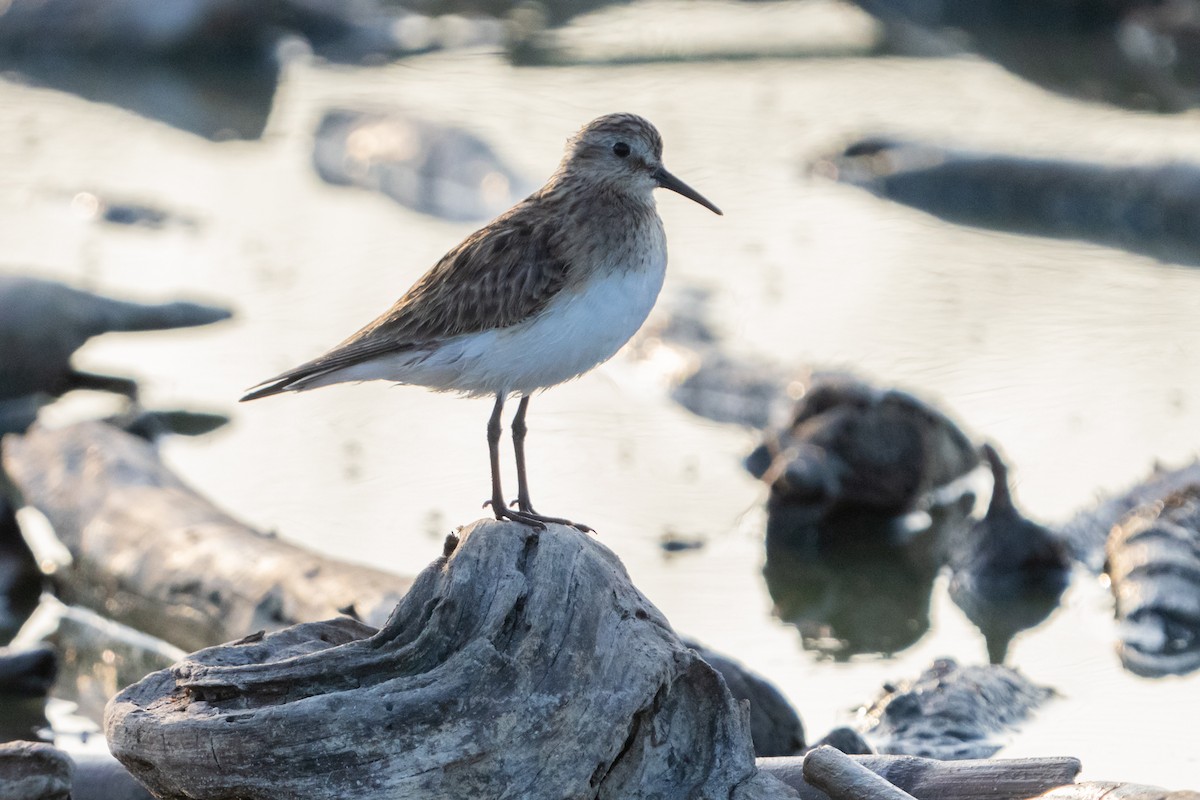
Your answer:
242;113;721;530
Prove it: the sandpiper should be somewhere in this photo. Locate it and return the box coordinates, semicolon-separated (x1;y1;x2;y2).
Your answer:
241;113;721;531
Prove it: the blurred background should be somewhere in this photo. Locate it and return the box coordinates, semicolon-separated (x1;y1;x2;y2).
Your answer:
1;0;1200;787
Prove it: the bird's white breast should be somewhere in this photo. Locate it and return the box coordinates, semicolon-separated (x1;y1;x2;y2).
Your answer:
440;242;668;396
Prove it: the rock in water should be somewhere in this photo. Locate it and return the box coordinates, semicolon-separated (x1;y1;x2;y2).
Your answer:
746;375;978;517
856;659;1054;760
313;109;531;222
105;520;798;800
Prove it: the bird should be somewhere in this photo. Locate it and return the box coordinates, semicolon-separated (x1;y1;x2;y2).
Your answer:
241;113;722;531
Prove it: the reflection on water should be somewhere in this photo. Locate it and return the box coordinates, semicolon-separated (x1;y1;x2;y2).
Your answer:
764;495;971;660
1;0;1199;784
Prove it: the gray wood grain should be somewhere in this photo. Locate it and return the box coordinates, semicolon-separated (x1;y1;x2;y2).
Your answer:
105;518;800;799
759;753;1081;800
803;746;919;800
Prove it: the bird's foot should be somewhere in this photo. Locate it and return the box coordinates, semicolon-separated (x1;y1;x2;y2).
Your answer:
483;499;593;533
511;499;593;533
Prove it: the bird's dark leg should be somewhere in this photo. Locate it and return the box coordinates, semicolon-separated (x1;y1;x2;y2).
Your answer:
484;393;525;523
482;393;554;532
505;395;593;533
511;395;535;513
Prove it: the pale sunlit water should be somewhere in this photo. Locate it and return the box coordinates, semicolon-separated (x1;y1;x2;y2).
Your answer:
2;0;1199;785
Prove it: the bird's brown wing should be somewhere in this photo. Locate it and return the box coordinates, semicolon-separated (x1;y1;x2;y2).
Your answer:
241;205;571;400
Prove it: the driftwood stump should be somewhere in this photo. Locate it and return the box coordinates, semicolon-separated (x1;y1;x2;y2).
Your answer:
0;741;72;800
106;519;798;799
2;422;412;652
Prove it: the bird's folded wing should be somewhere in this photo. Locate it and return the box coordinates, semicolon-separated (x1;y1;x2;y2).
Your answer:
242;207;572;399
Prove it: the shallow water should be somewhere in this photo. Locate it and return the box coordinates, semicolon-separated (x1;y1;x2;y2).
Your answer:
2;0;1199;785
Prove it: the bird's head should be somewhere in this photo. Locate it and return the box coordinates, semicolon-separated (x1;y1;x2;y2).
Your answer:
562;113;722;215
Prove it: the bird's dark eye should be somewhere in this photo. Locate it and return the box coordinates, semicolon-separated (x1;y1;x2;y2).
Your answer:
612;142;631;158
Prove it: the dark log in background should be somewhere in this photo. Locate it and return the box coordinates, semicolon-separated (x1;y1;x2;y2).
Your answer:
2;422;412;653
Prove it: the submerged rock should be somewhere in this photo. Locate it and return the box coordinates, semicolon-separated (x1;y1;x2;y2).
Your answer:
1;57;280;141
69;192;197;229
856;658;1054;760
630;284;797;429
949;444;1071;664
1107;484;1200;678
313;109;531;222
823;137;1200;266
746;375;979;517
671;352;795;430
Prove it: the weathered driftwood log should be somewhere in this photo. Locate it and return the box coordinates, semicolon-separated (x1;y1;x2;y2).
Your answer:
106;519;797;799
758;753;1081;800
1106;485;1200;678
2;421;412;653
803;746;918;800
1033;782;1200;800
0;741;72;800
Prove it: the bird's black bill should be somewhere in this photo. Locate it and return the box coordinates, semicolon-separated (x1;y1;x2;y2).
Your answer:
653;166;722;215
